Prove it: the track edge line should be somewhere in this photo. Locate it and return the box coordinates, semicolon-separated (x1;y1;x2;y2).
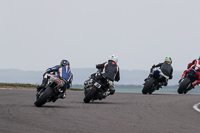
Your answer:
193;102;200;113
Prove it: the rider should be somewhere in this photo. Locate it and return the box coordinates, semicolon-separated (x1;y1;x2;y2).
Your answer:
145;57;173;86
37;59;73;98
179;56;200;88
85;54;120;95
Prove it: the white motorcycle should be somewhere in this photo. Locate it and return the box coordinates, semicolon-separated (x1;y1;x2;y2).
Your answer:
142;67;169;94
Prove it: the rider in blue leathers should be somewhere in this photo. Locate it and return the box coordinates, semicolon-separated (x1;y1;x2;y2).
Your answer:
37;60;73;98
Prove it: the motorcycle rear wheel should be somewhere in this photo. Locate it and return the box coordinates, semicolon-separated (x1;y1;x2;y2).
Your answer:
34;87;53;107
177;78;191;94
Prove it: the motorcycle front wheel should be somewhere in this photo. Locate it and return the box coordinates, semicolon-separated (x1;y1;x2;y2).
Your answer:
34;87;53;107
177;78;191;94
83;87;97;103
142;78;155;94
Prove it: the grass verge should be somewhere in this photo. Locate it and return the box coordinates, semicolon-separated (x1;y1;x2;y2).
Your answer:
0;83;83;91
0;83;37;88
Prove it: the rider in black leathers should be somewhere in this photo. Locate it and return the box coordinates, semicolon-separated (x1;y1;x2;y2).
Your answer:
145;57;173;86
85;54;120;95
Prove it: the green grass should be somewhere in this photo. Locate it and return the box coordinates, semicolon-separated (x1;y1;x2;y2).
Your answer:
0;82;83;91
0;83;37;88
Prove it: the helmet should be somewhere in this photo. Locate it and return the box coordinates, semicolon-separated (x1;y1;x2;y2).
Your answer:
165;57;172;64
108;54;118;63
60;60;70;66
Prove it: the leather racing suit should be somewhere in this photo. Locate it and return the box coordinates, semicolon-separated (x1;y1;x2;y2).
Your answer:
38;65;73;98
95;60;120;94
180;59;200;87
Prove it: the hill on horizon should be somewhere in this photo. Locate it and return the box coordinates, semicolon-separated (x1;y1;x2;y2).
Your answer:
0;68;183;86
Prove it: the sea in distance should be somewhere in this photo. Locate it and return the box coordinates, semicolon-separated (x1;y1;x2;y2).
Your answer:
73;84;200;94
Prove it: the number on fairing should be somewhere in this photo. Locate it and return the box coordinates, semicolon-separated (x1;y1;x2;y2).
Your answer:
94;82;101;88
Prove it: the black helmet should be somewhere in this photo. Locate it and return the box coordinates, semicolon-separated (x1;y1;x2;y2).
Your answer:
60;60;70;66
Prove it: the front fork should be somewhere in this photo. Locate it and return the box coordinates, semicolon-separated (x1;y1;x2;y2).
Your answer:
36;88;45;100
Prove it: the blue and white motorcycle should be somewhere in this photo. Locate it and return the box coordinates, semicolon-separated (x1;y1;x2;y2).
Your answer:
142;67;169;94
34;76;67;107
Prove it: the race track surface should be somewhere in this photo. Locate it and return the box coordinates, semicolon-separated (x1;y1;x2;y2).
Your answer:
0;89;199;133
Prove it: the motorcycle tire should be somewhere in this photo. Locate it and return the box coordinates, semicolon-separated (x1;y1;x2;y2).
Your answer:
34;87;53;107
142;78;155;94
83;87;97;103
177;78;191;94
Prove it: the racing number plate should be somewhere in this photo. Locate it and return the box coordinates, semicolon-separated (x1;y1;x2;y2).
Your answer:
94;82;101;88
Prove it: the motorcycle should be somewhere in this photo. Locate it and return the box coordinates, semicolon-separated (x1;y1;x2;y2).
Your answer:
142;67;169;94
177;68;197;94
34;76;66;107
83;70;110;103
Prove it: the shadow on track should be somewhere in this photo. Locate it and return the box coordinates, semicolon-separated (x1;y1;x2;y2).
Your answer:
83;101;124;105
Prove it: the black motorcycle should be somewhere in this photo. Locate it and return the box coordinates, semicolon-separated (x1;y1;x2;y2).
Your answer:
83;71;110;103
34;76;66;107
178;69;197;94
142;67;169;94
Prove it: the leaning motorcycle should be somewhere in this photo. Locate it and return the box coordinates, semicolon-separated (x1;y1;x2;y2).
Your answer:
142;67;169;94
83;71;110;103
177;69;197;94
34;76;66;107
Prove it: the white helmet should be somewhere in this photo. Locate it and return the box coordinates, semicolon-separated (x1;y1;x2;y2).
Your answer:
108;54;118;63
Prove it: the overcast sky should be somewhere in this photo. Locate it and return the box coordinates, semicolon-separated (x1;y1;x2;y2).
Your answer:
0;0;200;72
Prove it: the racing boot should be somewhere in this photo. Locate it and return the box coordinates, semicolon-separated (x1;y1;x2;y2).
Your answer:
57;91;66;99
191;81;197;89
162;81;168;86
109;89;115;95
37;78;48;92
57;87;67;99
158;80;168;87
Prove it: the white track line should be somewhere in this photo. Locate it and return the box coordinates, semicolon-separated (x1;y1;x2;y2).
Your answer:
193;103;200;112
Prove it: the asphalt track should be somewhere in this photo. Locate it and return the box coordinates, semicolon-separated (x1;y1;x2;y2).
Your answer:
0;89;200;133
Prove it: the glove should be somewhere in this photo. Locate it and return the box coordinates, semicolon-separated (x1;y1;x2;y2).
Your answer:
187;65;190;69
46;68;52;73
